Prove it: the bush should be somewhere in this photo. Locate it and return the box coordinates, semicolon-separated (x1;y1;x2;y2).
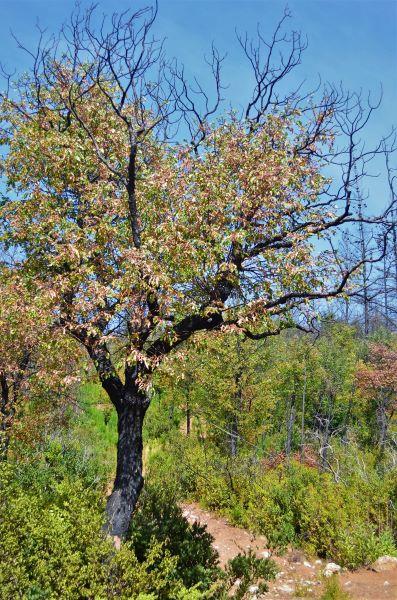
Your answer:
147;434;397;569
225;549;277;599
129;483;222;591
0;447;218;599
320;576;351;600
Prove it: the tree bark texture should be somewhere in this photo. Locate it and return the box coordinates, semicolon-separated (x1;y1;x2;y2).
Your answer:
105;390;149;538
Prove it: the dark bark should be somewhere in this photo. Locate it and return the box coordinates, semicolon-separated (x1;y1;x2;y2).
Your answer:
105;389;150;538
0;372;11;459
0;353;30;459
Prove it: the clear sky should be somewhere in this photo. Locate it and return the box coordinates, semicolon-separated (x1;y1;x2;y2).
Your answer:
0;0;396;209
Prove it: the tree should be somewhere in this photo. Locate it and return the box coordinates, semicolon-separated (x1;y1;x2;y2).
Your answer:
0;4;394;539
356;343;397;450
0;269;79;458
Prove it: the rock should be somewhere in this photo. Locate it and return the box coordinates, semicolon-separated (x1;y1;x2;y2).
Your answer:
315;559;322;565
234;578;241;587
384;581;390;586
303;560;313;568
277;584;294;594
275;571;284;579
323;562;342;577
248;585;259;594
261;549;271;558
371;556;397;572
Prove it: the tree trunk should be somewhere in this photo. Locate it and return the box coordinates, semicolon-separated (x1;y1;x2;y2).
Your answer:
376;396;389;449
358;198;370;335
105;391;149;539
285;393;296;457
320;416;330;472
229;340;244;458
186;402;191;435
0;372;11;459
300;365;307;462
229;412;238;457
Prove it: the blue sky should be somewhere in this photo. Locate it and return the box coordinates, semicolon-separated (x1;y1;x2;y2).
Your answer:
0;0;396;209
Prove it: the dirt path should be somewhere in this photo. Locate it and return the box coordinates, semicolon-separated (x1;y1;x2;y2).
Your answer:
181;503;397;599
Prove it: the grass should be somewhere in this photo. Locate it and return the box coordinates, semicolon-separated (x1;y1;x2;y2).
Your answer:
75;382;117;478
320;576;351;600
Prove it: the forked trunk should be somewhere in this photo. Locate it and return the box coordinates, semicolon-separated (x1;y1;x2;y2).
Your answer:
105;391;149;538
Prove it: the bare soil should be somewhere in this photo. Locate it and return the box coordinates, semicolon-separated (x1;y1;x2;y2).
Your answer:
181;503;397;600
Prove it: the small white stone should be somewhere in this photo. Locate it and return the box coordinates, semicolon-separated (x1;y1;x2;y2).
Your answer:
248;584;259;593
344;581;351;586
262;550;271;558
234;579;241;587
323;562;341;577
384;581;390;586
315;559;322;565
275;571;284;579
303;561;313;568
277;583;294;594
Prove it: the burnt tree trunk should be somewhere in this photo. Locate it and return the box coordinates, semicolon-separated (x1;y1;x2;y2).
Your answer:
0;372;11;459
84;341;150;540
186;402;191;435
0;353;29;460
105;389;150;538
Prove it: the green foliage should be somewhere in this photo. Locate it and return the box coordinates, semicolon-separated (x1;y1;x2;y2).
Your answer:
320;576;351;600
225;549;277;599
145;325;397;570
75;382;118;475
0;440;220;599
12;436;105;496
148;431;397;569
129;483;221;590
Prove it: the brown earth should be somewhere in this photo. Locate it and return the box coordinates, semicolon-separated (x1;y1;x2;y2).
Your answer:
181;503;397;600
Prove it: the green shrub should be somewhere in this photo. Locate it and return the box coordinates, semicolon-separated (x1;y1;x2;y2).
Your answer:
225;549;277;599
129;483;222;591
333;527;397;570
0;438;223;600
0;452;216;599
320;576;351;600
148;433;397;569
